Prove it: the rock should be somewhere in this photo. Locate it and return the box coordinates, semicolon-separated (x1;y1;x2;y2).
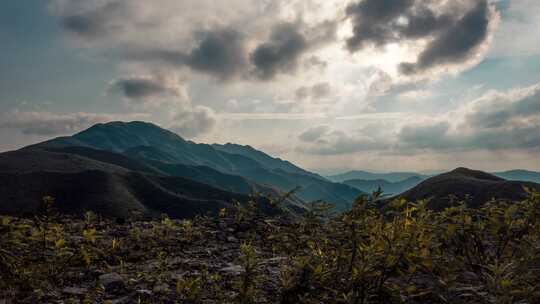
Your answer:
62;287;88;295
219;264;244;276
99;273;125;294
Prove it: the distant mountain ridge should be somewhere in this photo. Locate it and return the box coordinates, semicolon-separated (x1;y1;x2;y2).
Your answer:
393;167;540;210
493;170;540;184
328;168;540;185
343;176;423;196
327;170;428;183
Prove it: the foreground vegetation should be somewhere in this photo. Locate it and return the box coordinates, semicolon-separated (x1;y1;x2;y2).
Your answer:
1;190;540;303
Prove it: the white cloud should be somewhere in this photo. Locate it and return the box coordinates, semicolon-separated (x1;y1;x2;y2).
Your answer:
169;105;218;138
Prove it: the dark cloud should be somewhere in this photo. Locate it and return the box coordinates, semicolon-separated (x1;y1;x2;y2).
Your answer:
346;0;415;50
60;1;126;38
125;22;334;81
400;1;492;74
346;0;496;75
58;0;335;82
125;29;248;81
250;23;309;80
110;78;172;100
185;29;248;80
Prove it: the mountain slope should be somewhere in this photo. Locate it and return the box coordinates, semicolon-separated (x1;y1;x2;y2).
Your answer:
212;143;325;180
0;149;289;218
327;171;428;183
394;168;540;210
343;176;423;195
30;121;361;209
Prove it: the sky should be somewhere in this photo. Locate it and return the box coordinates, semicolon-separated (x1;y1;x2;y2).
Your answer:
1;0;540;174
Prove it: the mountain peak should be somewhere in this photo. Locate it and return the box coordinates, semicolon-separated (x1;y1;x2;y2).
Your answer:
82;121;172;134
65;121;187;153
450;167;475;174
447;167;503;181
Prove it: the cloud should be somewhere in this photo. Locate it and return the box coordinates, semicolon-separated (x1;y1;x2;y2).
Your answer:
397;82;540;151
137;29;248;81
59;1;128;39
299;125;331;142
53;0;337;82
108;75;189;106
0;109;148;136
400;1;496;75
399;121;453;150
251;21;336;80
219;113;326;120
185;29;248;80
345;0;416;50
397;89;433;103
295;82;332;100
250;23;309;80
345;0;499;76
124;20;335;82
295;83;540;156
169;106;217;138
297;125;390;155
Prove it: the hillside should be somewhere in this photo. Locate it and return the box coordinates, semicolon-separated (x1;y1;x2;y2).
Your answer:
28;121;361;210
0;148;295;218
394;167;540;210
212;143;325;180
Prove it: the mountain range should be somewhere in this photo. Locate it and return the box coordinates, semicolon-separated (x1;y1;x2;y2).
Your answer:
1;121;539;218
327;171;428;183
342;176;424;196
0;121;363;217
328;169;540;195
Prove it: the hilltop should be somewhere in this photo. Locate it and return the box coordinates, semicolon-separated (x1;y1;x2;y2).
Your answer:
394;167;540;209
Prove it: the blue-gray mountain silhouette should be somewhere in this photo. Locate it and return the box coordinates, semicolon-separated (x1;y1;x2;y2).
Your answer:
8;121;361;216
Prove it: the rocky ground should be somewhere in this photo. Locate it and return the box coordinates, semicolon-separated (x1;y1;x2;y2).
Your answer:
2;192;540;304
0;211;295;304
